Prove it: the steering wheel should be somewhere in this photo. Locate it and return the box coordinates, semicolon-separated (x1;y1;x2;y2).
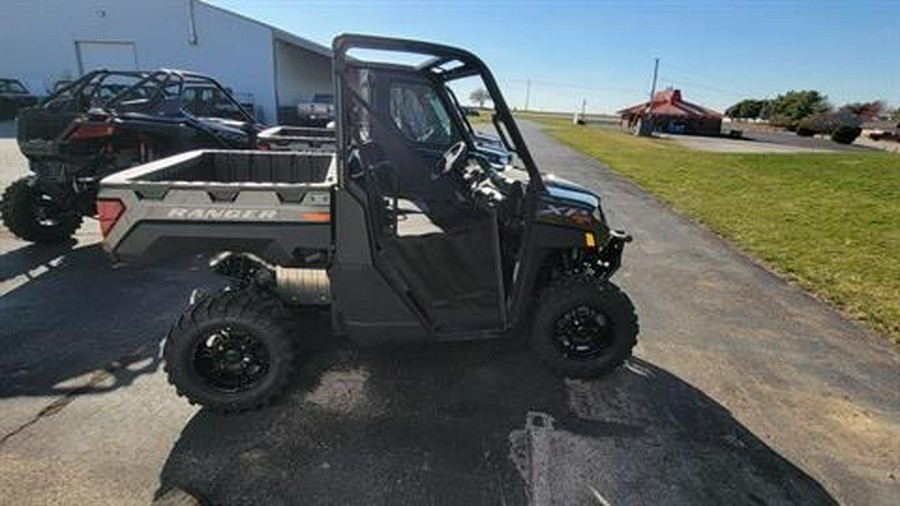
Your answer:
433;140;468;181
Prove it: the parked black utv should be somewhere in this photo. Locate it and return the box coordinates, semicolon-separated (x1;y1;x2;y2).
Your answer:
99;34;639;413
0;78;39;120
2;69;260;243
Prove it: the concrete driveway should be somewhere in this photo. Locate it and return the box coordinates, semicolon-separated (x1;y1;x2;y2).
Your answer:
662;130;872;153
663;133;835;153
0;121;897;505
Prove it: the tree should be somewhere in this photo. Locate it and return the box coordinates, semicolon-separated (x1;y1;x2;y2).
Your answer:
763;90;830;128
796;111;861;136
831;125;862;144
725;99;769;119
839;101;886;121
469;88;490;108
892;108;900;122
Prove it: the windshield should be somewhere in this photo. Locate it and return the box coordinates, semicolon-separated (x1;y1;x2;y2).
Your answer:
443;73;519;166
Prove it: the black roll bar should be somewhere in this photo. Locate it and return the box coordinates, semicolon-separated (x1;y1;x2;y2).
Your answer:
332;33;546;192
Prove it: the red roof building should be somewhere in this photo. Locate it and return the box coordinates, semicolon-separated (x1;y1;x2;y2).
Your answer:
618;89;722;136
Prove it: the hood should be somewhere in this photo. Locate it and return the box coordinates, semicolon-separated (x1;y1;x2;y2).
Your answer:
542;173;600;209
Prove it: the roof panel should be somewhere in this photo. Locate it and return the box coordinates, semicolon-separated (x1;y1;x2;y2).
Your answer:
617;89;721;118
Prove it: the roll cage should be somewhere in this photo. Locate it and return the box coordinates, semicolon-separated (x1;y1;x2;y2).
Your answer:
41;69;255;123
42;70;149;112
332;34;545;192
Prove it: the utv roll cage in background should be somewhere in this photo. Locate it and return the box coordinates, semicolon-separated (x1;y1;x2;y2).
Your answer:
332;34;546;192
42;68;256;123
42;70;150;111
104;69;257;123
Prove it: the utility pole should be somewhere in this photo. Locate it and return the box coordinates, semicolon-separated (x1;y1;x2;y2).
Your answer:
637;57;660;136
524;79;531;111
648;57;660;105
574;99;587;125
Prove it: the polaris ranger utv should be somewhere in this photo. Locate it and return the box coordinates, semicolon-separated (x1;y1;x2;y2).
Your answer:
2;69;261;244
98;35;638;413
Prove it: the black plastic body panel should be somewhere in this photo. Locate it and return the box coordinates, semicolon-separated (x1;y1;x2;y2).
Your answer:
113;222;330;266
329;188;430;346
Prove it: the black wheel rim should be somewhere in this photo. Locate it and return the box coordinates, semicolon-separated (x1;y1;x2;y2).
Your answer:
33;191;65;227
192;326;271;393
553;305;615;360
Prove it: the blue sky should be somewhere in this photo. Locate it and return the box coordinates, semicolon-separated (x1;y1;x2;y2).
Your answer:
210;0;899;114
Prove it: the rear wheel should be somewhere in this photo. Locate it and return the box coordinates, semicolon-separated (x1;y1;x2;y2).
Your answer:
1;177;81;243
531;276;638;378
164;289;297;413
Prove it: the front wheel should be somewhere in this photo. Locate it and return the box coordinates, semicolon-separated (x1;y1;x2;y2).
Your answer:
164;289;297;413
531;276;638;378
1;177;82;243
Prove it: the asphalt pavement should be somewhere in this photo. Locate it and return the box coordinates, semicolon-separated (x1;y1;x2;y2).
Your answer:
0;120;897;505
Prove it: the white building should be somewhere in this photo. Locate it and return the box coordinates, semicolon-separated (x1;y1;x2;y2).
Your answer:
0;0;333;124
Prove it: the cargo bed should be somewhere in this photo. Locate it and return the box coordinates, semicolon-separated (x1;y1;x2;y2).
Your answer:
257;125;335;152
100;149;336;266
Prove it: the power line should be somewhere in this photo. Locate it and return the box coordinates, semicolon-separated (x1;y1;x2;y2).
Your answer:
502;78;645;95
654;59;762;99
656;75;751;98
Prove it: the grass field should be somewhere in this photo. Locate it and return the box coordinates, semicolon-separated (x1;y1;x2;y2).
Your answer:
464;110;491;125
530;118;900;345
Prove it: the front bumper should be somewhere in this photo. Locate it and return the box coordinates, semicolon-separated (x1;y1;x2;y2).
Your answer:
599;229;632;278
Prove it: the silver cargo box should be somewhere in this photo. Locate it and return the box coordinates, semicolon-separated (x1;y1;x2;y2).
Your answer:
100;149;335;265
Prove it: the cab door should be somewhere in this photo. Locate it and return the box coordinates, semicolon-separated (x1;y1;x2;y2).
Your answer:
342;69;506;335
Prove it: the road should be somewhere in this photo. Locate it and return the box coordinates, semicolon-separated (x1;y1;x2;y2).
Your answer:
0;120;897;505
743;130;871;152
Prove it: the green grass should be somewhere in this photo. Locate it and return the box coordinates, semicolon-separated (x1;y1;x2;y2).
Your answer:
531;118;900;345
465;109;492;125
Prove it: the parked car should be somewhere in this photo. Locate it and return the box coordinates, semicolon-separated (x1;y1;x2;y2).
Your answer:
2;69;261;243
863;120;900;142
870;131;900;142
0;78;39;120
296;93;335;126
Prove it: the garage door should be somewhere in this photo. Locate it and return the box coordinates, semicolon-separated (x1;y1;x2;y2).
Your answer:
76;41;138;74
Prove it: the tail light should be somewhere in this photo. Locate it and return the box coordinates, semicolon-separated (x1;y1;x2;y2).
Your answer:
67;123;116;141
97;198;125;237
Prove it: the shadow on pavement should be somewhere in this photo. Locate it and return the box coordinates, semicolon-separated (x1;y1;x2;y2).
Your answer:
0;238;77;282
0;242;216;398
157;327;837;505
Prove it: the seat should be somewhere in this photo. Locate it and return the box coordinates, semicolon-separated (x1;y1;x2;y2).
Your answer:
394;198;443;237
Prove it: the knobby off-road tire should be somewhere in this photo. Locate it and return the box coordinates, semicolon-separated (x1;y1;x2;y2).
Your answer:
531;276;638;378
164;289;297;413
1;177;82;243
